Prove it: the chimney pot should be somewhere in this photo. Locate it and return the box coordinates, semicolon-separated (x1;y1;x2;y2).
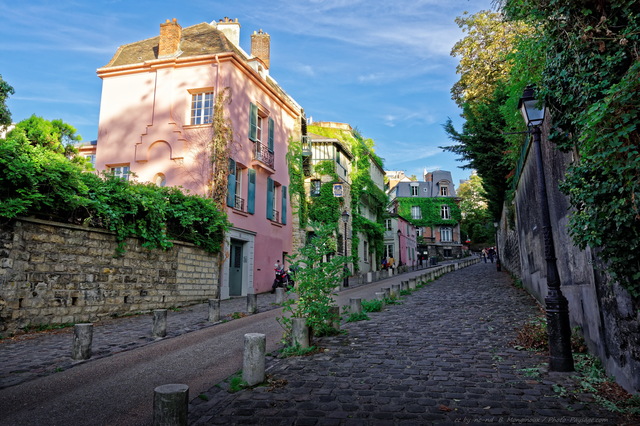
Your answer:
159;18;182;57
251;29;271;69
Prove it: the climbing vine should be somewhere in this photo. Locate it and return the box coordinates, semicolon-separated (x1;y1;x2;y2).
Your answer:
208;88;233;208
286;137;308;228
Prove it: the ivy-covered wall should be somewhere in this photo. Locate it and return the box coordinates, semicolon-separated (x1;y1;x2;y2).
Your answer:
396;197;461;227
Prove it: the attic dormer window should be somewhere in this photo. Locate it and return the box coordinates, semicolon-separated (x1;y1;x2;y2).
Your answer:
440;186;449;196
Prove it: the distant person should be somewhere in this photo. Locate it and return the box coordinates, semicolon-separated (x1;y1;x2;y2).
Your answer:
481;248;487;263
488;247;496;263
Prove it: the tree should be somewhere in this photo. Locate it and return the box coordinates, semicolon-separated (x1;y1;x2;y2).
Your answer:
450;10;532;108
457;173;493;246
0;74;15;130
9;115;81;156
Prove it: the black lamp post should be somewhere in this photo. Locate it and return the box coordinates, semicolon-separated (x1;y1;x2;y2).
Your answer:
519;86;574;372
341;210;350;288
493;221;501;272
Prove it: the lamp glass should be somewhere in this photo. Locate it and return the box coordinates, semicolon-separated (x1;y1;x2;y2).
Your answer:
341;210;349;223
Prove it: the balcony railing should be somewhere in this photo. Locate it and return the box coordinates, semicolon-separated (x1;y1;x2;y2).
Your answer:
234;196;245;212
301;135;312;156
253;141;274;169
272;209;280;223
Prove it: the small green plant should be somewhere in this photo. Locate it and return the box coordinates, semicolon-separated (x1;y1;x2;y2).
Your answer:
361;299;383;313
21;322;75;333
227;371;249;393
279;344;319;358
346;312;370;322
519;366;541;378
198;393;209;401
400;289;411;296
231;312;246;319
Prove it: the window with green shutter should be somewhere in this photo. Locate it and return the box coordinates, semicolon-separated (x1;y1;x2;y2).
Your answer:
247;168;256;214
227;158;236;207
249;103;258;142
266;177;274;220
268;117;274;152
281;185;287;224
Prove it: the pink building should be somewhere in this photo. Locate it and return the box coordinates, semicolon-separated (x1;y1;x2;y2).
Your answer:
95;18;303;298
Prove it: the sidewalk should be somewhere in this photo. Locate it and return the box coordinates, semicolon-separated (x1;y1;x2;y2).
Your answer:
188;261;625;425
0;261;423;389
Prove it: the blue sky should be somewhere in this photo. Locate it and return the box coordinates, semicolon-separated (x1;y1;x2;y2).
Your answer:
1;0;493;186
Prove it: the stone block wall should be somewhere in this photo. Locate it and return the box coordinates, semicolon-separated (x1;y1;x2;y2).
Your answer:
0;218;220;335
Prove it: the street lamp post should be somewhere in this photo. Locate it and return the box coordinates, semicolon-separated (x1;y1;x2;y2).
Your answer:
341;210;350;288
519;86;574;372
493;222;501;272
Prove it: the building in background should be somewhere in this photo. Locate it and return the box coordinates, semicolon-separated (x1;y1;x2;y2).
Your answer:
95;17;303;297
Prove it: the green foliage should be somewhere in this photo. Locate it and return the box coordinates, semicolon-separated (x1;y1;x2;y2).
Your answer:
457;174;494;245
0;74;14;128
307;178;342;226
503;0;640;296
286;137;308;227
396;197;461;227
361;298;383;313
279;223;346;342
279;344;319;358
0;118;229;255
346;311;370;322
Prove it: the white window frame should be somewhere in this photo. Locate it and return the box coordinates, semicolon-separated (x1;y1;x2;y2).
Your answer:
411;185;419;196
441;205;450;220
110;165;130;180
411;206;422;220
190;91;214;125
440;186;449;196
440;227;452;242
385;219;392;231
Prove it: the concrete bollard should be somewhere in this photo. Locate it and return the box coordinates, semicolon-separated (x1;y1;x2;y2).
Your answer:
409;278;417;290
329;306;341;330
152;309;168;338
367;271;373;283
275;287;286;304
246;293;258;314
391;284;401;299
401;281;409;292
72;323;93;360
208;299;220;322
383;287;391;299
153;383;189;426
375;292;386;306
292;317;310;348
350;298;362;314
242;333;266;386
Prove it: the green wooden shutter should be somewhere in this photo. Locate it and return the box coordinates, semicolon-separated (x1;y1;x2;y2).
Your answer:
249;103;258;142
226;158;236;207
266;177;274;220
247;168;256;214
281;185;287;224
268;117;274;152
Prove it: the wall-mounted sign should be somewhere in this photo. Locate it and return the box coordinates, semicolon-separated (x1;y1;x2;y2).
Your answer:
333;183;343;197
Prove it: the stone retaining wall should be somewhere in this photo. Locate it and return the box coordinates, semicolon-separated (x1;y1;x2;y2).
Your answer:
0;218;220;334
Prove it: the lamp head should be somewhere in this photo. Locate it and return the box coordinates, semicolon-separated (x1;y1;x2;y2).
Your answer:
341;210;350;223
518;86;546;127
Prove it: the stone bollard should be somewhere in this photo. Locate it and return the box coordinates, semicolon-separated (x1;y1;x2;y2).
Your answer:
350;298;362;315
329;306;341;330
208;298;220;322
401;281;409;292
246;293;258;314
242;333;266;386
383;287;391;299
292;317;310;348
388;268;394;277
375;292;386;306
391;284;401;299
72;323;93;360
153;383;189;426
367;271;373;283
409;278;417;290
152;309;168;338
275;287;286;304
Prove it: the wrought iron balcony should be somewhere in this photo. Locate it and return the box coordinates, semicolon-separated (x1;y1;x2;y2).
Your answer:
272;209;280;223
234;196;245;212
253;141;274;169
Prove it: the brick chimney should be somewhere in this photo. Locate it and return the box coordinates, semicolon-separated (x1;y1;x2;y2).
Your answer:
159;18;182;57
251;29;270;69
216;17;240;47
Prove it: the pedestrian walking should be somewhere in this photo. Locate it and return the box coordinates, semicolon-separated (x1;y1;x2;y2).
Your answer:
481;248;487;263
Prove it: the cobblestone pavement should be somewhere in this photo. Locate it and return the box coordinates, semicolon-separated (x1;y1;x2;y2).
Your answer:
189;262;626;425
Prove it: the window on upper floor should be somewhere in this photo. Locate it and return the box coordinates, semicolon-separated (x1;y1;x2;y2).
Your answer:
416;227;423;237
110;165;130;180
440;186;449;196
154;173;166;187
411;206;422;220
411;185;419;196
440;227;452;242
190;91;214;125
385;218;392;231
441;205;450;220
249;102;274;152
84;154;96;168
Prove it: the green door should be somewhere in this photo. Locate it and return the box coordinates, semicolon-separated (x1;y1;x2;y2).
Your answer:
229;240;243;296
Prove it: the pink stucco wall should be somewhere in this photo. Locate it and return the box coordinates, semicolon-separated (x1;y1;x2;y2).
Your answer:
96;55;299;295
